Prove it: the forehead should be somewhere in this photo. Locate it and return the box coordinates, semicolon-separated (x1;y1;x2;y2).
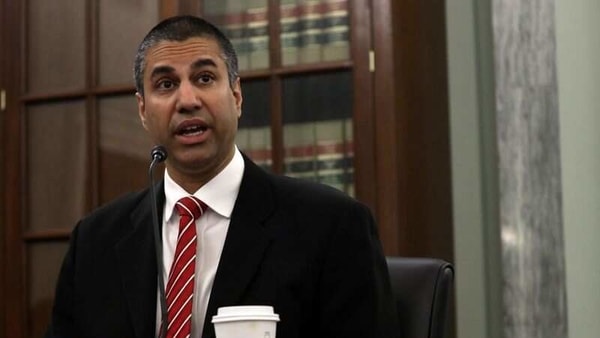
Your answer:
144;37;226;73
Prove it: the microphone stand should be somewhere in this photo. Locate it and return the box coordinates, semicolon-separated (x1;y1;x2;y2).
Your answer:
149;146;168;338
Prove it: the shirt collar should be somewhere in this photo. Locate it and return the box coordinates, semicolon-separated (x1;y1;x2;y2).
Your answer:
163;147;245;222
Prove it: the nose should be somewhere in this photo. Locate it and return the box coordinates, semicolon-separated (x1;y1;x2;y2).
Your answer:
175;80;201;114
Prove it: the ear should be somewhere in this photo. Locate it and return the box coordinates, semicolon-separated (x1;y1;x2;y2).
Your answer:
232;77;243;119
136;92;149;131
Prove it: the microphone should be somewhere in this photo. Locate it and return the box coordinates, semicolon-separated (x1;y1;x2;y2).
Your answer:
148;145;168;338
151;146;167;163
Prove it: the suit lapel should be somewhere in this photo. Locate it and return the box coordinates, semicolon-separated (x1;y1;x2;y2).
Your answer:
202;158;276;337
115;183;165;338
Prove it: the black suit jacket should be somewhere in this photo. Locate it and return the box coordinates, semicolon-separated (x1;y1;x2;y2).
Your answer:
46;157;399;338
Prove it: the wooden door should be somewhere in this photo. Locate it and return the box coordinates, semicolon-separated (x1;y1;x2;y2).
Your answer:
1;1;163;337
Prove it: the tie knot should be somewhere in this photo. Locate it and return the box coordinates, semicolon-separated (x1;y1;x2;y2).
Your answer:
175;196;206;220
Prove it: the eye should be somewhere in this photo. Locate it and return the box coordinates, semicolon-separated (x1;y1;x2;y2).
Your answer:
156;79;176;90
197;73;215;85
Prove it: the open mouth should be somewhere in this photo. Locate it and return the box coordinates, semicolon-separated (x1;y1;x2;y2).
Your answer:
177;124;207;136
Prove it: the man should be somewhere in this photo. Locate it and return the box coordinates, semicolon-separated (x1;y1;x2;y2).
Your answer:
45;15;399;338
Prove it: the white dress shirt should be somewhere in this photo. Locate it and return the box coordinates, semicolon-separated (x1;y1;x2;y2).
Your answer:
156;147;244;337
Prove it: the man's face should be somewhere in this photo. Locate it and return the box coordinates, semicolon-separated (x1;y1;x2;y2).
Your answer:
137;37;242;190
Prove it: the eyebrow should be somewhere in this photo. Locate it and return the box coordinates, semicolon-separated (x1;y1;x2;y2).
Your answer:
191;58;218;70
149;58;219;80
149;65;175;79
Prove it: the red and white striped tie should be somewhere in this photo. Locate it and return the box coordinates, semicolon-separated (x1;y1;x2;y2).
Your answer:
165;196;206;338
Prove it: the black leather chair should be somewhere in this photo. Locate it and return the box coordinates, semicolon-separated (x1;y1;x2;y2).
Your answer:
386;257;454;338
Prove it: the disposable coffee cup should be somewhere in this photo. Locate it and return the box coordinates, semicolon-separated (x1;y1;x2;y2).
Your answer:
212;305;280;338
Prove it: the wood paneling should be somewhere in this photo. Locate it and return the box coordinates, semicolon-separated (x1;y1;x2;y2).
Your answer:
2;0;25;337
371;0;403;255
350;0;377;217
26;0;86;94
369;0;453;260
390;0;453;261
98;0;159;86
0;1;6;336
385;1;455;336
27;243;69;338
25;101;88;232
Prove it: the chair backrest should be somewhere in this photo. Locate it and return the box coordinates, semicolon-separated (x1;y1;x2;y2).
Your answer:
386;257;454;338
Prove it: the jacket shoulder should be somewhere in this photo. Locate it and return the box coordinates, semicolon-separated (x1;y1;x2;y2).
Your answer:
82;188;151;223
72;188;153;244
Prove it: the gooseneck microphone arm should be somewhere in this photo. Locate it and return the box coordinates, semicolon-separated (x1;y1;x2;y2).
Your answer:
149;145;168;338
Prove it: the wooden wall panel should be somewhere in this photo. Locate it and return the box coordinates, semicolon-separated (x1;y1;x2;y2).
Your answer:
385;1;455;337
0;0;6;335
26;0;86;94
371;0;454;262
1;0;25;337
392;0;453;261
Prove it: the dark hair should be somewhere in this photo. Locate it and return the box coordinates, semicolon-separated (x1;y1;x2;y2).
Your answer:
133;15;239;96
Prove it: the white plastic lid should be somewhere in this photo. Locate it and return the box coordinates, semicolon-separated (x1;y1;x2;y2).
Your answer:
212;306;280;323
